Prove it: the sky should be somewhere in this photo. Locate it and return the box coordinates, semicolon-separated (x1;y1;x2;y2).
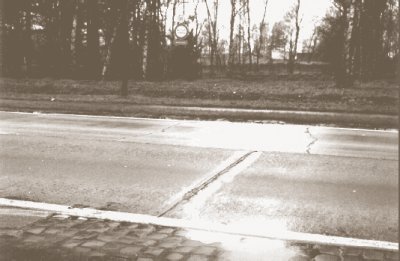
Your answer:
167;0;334;49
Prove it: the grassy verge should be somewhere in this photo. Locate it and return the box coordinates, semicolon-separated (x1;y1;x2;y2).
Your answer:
0;77;398;128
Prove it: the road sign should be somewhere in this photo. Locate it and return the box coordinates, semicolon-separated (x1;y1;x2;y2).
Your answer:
175;24;189;40
174;39;188;46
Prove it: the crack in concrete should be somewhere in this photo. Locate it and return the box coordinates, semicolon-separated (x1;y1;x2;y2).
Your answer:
305;127;318;154
158;151;257;217
160;123;180;133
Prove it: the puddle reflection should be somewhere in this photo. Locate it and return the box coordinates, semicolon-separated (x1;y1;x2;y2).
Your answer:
184;229;297;260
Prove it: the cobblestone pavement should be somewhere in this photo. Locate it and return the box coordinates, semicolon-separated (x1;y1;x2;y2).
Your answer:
0;213;398;261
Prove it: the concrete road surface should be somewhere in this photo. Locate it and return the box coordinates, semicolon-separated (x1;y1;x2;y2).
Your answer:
0;112;398;242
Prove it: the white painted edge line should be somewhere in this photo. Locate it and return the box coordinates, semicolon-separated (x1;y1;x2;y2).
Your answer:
0;207;51;218
1;111;397;133
0;198;397;251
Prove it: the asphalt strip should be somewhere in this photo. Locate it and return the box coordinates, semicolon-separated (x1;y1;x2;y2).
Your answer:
0;198;397;251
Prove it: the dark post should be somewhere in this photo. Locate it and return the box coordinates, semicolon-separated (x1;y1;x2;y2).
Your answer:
120;0;129;97
0;0;3;77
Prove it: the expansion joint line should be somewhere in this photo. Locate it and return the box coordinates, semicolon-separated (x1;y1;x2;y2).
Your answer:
158;151;257;217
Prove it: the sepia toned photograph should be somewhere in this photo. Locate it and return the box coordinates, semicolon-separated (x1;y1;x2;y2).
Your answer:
0;0;398;260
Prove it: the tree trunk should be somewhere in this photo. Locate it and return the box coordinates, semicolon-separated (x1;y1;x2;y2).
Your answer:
228;0;236;70
0;0;3;76
256;0;268;70
102;1;120;78
119;0;129;96
22;1;33;76
335;1;350;87
246;0;252;70
146;0;163;80
87;0;101;78
171;0;178;39
71;0;85;77
204;0;216;75
288;0;301;74
58;0;74;77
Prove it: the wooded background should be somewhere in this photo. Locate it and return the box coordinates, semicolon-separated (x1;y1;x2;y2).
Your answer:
1;0;399;86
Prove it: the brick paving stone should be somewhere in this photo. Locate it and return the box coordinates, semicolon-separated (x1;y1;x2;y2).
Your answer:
88;251;106;258
174;230;189;237
61;239;83;249
162;236;184;244
44;227;63;234
25;227;46;235
128;224;139;229
71;219;99;229
194;246;216;256
313;254;341;261
362;249;385;260
315;245;341;256
137;258;154;261
60;229;80;238
105;228;130;238
120;246;143;256
147;233;169;240
132;226;156;238
166;253;184;260
174;246;194;253
97;233;121;242
159;241;182;249
0;228;23;237
23;234;46;243
86;227;110;233
106;222;121;229
74;246;92;254
73;231;98;240
182;240;205;247
341;248;363;256
86;223;111;234
81;240;107;248
117;235;141;244
158;228;175;234
384;251;399;260
289;255;311;261
187;254;209;261
102;242;126;252
142;239;157;247
144;247;164;256
342;255;362;261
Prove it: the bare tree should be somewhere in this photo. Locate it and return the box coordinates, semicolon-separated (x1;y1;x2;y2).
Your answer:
228;0;237;69
286;0;301;74
244;0;252;69
171;0;178;39
204;0;219;74
0;0;3;76
87;0;101;78
332;0;353;87
269;21;288;63
102;0;121;78
304;23;318;63
255;0;269;68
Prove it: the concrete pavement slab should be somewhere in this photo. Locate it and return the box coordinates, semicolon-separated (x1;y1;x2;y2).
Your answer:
0;132;235;215
168;151;398;242
1;112;397;159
